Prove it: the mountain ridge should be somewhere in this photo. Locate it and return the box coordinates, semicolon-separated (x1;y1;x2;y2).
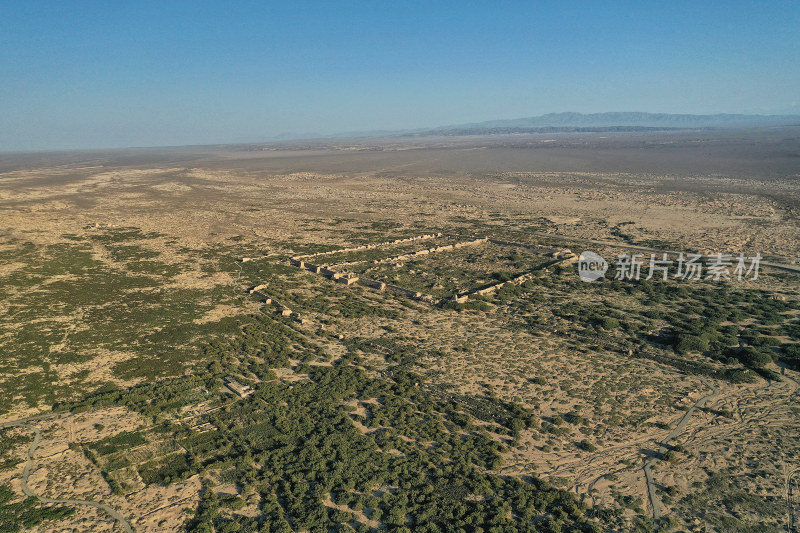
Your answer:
306;112;800;141
415;111;800;133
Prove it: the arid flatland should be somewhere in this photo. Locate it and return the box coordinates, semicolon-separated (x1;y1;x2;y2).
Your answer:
1;129;799;532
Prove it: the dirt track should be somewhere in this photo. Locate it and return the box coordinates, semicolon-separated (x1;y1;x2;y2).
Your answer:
9;419;135;532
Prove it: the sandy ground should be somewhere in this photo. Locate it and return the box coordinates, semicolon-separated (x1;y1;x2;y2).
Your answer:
1;132;798;530
0;407;201;532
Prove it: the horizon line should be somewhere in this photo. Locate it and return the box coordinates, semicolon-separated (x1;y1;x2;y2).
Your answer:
3;110;800;155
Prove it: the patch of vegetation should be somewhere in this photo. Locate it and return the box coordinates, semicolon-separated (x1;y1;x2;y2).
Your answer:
88;430;147;455
63;311;608;532
0;486;75;532
676;471;782;532
0;231;252;413
0;430;30;471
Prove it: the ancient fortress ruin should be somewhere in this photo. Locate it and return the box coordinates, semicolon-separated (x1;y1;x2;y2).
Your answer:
282;233;577;306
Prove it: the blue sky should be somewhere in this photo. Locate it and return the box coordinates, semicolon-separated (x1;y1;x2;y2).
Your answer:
1;1;798;150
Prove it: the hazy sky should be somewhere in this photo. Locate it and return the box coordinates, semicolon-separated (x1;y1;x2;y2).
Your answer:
2;1;799;151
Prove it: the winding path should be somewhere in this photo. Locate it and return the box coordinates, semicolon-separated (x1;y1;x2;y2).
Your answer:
9;419;135;532
642;381;720;521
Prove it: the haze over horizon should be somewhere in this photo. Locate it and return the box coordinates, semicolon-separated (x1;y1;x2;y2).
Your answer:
2;1;799;151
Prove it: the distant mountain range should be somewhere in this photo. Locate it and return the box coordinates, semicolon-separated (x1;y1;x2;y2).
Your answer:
399;112;800;137
257;112;800;144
